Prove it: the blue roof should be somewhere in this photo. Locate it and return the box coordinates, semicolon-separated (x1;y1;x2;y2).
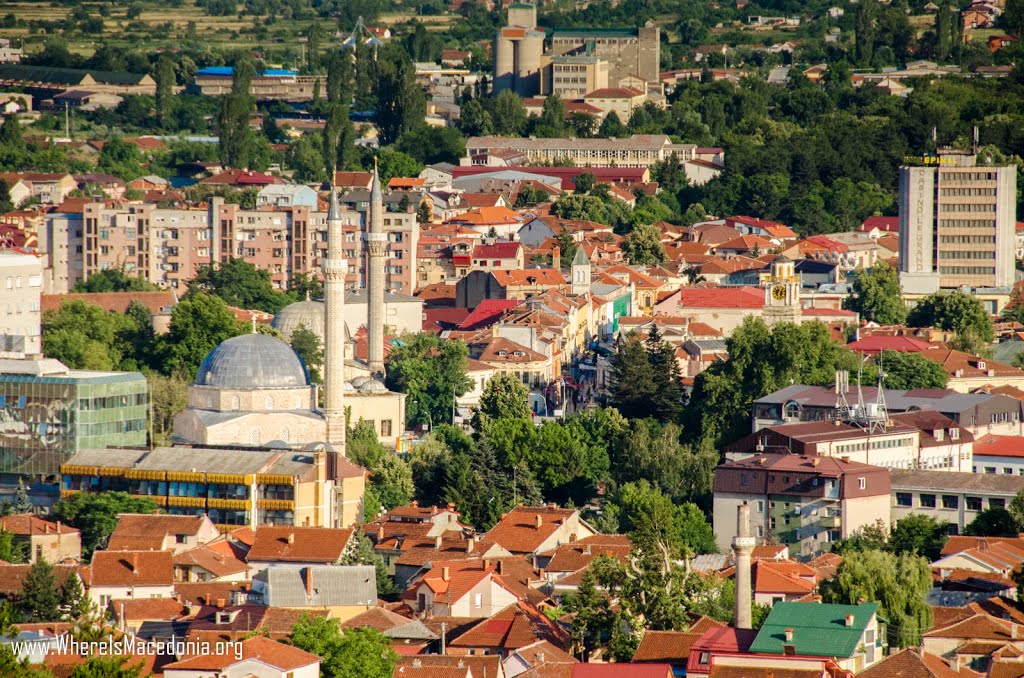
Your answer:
196;67;297;77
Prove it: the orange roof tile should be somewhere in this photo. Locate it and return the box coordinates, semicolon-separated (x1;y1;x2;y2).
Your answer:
246;526;354;563
89;551;173;588
163;635;318;672
450;206;523;226
485;506;579;554
108;513;208;551
449;601;572;651
0;514;78;537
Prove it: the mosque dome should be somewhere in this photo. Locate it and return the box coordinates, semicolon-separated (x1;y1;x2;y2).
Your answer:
358;379;388;394
351;376;371;388
343;381;356;393
195;334;309;389
271;299;325;342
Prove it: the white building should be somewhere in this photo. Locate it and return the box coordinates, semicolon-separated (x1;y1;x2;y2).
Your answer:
0;250;42;358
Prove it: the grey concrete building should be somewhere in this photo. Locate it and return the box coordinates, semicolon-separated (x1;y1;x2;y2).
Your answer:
889;469;1024;534
898;152;1018;293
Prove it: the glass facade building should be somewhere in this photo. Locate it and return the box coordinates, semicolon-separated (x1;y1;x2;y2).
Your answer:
0;370;147;481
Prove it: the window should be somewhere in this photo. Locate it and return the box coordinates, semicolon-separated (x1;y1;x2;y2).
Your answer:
756;500;764;513
985;467;997;474
1007;468;1015;475
991;498;1006;509
920;494;936;508
474;593;482;608
942;495;959;510
381;420;392;437
858;477;866;490
896;493;912;507
700;652;711;665
966;496;982;511
175;534;187;544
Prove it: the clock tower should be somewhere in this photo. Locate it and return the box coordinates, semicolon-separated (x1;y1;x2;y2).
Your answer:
760;254;801;325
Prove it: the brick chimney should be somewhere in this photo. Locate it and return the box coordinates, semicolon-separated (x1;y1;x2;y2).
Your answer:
435;535;443;549
552;245;561;270
304;567;314;596
442;566;450;582
377;526;385;541
287;532;295;544
130;553;139;573
534;514;543;529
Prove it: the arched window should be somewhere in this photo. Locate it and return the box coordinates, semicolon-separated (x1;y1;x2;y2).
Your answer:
280;427;290;443
265;396;274;410
231;396;240;411
250;428;261;446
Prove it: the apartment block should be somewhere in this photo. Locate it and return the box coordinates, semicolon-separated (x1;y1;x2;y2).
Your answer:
898;153;1017;293
72;198;419;294
712;454;891;557
463;134;696;169
0;251;42;358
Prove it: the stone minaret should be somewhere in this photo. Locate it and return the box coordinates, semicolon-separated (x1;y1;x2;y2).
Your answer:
732;503;755;630
323;186;347;448
366;160;386;376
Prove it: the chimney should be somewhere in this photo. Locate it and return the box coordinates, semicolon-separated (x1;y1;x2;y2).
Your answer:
466;539;474;554
442;566;450;581
377;526;385;541
845;614;854;627
552;245;561;270
535;514;543;529
435;535;443;549
131;553;139;573
784;628;794;642
411;500;419;508
216;598;226;608
537;651;545;663
304;567;314;596
812;458;821;467
287;532;295;544
732;504;754;630
412;659;422;668
1013;623;1018;639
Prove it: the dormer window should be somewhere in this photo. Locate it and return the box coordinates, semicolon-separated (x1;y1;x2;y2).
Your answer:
951;428;960;440
935;429;945;442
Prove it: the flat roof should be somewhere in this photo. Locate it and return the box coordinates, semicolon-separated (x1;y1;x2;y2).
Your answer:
65;446;324;477
890;469;1024;495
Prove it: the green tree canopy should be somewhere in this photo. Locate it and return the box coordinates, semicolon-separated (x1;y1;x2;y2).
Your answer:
161;292;245;379
887;514;949;561
384;333;473;428
622;222;668;266
72;269;158;293
19;558;60;622
842;263;906;325
189;258;294;314
820;549;932;647
877;350;948;390
290;615;396;678
965;508;1020;536
907;291;994;345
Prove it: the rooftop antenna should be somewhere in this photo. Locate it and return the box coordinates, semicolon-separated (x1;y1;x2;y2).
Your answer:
835;369;851;421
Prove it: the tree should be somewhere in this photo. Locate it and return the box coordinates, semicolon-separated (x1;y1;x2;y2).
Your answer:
887;514;949;561
1003;0;1024;37
149;374;188;445
458;99;494;137
375;148;423;184
645;326;684;422
1009;489;1024;529
42;300;136;371
51;492;158;558
290;325;323;383
842;263;906;325
291;616;396;678
614;480;716;558
574;172;596;194
820;549;932;647
307;22;321;72
907;291;994;345
69;656;144;678
477;373;531;422
161;292;245;379
396;125;466;166
0;528;26;563
375;47;425;145
622;223;668;266
965;508;1019;536
384;333;473;428
0;114;24;149
19;558;60;622
877;350;948;390
323;103;355;176
610;332;657;420
189;258;292;313
59;570;89;621
492;90;527;136
154;54;176;129
72;269;158;293
598;111;628;138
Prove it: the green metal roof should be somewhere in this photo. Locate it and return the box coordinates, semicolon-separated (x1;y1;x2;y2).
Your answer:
550;28;639;38
750;602;879;658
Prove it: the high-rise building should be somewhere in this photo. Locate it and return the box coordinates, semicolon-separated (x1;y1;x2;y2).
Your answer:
898;153;1017;294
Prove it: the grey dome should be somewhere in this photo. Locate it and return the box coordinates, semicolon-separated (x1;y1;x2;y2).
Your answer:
358;379;388;393
196;334;309;389
343;381;356;392
351;376;371;388
272;300;325;341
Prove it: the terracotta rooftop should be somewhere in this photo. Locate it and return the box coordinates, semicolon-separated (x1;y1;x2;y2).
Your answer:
163;635;318;672
676;286;764;309
449;601;572;651
0;514;77;537
89;550;173;588
246;526;354;563
484;506;580;554
108;513;208;551
540;534;631;573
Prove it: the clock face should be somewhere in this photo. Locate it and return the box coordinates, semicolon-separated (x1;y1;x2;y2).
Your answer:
772;285;786;301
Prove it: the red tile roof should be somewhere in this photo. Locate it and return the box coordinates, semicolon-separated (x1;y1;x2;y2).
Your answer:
974;435;1024;459
450;601;572;651
42;291;178;317
108;513;208;551
572;665;672;678
858;216;899;233
753;560;817;595
541;535;631;573
460;299;522;330
163;635;318;672
89;551;173;587
335;171;374;188
0;514;77;537
449;206;523;226
491;268;567;287
677;286;764;309
485;506;579;554
246;526;355;563
472;242;522;260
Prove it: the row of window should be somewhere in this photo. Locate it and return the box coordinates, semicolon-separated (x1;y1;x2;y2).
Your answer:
939;235;996;244
938;266;997;275
940;171;1002;182
834;438;913;454
895;492;1005;511
937;250;996;260
937;219;996;228
940;187;997;197
4;275;42;289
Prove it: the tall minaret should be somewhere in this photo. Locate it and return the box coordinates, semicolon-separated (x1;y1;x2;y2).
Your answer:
732;503;755;630
366;159;386;376
323;185;347;448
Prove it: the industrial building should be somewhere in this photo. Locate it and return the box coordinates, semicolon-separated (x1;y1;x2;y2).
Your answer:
493;3;660;98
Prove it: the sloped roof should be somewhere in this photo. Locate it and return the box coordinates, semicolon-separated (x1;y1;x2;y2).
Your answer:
450;601;572;651
0;514;78;537
255;564;376;607
677;286;764;309
749;601;879;657
246;526;354;563
162;635;318;672
108;514;208;551
485;506;579;554
89;551;173;588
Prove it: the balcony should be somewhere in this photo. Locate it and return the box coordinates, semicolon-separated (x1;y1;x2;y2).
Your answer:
820;514;841;529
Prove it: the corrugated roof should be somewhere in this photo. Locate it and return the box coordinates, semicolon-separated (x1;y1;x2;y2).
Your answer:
255;564;376;607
